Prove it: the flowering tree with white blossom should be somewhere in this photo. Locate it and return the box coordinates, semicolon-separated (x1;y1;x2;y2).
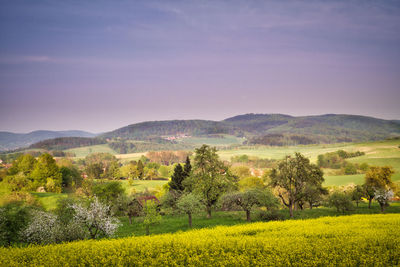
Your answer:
71;197;120;239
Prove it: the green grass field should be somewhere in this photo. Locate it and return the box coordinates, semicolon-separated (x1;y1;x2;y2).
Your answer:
116;202;400;237
65;144;117;158
119;179;168;194
181;135;244;146
31;192;68;210
218;139;400;185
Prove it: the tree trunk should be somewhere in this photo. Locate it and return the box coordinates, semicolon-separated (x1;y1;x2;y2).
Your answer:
289;204;293;218
380;203;385;213
146;225;150;236
309;203;313;210
206;206;212;219
368;198;372;209
246;210;251;221
188;213;192;228
356;201;359;208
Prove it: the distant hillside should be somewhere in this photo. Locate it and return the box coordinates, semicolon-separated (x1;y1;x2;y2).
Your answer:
101;120;238;140
29;137;105;151
103;114;400;146
3;114;400;152
0;130;96;151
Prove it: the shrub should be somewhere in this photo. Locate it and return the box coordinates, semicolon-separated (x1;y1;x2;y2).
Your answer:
328;191;354;213
257;210;284;221
0;202;31;246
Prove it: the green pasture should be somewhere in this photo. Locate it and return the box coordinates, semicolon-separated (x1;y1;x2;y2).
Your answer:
65;144;117;158
181;135;244;146
116;201;400;237
119;179;169;194
115;152;146;163
217;139;400;163
31;192;68;210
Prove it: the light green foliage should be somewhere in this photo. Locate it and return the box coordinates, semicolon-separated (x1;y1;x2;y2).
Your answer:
270;152;324;217
230;165;251;179
105;160;121;180
7;154;37;176
238;176;265;191
222;188;278;221
31;153;62;192
158;165;170;178
2;214;399;266
176;193;203;227
142;200;161;235
92;181;126;208
185;145;237;218
328;191;354;213
351;185;364;207
365;166;395;211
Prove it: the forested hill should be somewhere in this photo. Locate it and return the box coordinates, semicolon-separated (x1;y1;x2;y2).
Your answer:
3;114;400;152
0;130;96;151
101;120;239;139
225;114;400;144
102;114;400;144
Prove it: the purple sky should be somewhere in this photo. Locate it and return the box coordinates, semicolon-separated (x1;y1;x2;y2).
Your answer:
1;0;400;133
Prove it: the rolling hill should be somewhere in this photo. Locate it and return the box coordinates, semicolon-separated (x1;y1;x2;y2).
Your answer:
101;114;400;144
4;114;400;152
0;130;96;151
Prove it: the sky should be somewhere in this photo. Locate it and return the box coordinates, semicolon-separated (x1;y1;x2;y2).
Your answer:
1;0;400;133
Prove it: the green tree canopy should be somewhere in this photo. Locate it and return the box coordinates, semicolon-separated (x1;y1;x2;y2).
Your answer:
185;145;236;218
270;152;324;217
31;153;62;192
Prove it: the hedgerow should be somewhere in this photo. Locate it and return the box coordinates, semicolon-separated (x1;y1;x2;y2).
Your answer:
1;214;399;266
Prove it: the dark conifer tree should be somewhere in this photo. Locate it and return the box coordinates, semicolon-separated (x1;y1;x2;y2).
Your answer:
183;156;192;178
169;164;185;192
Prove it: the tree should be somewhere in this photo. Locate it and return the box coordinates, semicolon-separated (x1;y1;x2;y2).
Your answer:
302;184;328;210
374;188;394;212
142;200;161;235
364;166;395;211
60;165;82;189
185;145;236;218
351;185;364;207
105;160;121;180
7;154;37;176
238;176;265;191
71;197;119;239
231;165;251;179
0;202;31;246
176;193;203;227
85;163;103;179
31;153;62;192
158;165;170;178
270;153;324;217
328;191;354;214
5;172;31;191
137;160;144;180
92;181;126;209
169;164;185;192
183;156;192;178
222;188;278;221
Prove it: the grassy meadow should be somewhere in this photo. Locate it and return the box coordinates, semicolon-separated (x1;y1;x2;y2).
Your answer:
116;202;400;238
65;144;117;158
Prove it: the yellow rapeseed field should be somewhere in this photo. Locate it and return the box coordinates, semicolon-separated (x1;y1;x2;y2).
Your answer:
1;214;399;266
